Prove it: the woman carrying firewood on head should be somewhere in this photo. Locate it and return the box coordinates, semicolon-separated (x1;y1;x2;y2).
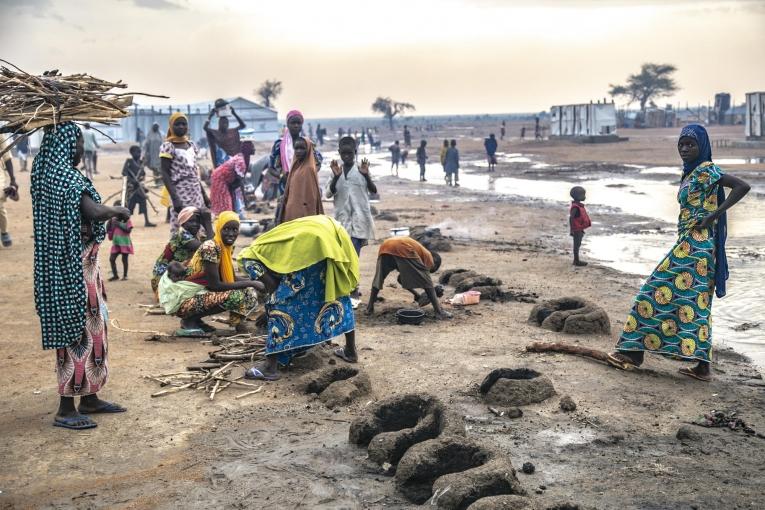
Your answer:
31;122;131;430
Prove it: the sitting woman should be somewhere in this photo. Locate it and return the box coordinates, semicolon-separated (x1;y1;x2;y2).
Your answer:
162;211;262;335
237;215;359;380
150;206;211;300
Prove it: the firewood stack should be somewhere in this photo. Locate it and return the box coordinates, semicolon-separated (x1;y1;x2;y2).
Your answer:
0;59;166;155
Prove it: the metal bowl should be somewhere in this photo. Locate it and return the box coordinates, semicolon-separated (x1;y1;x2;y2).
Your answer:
396;308;425;325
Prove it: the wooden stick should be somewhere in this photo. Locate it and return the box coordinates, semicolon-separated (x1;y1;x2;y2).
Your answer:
525;341;610;363
235;386;264;399
209;379;221;400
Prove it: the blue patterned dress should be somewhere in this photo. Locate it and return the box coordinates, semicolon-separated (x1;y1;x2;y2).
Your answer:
616;162;724;362
242;260;354;365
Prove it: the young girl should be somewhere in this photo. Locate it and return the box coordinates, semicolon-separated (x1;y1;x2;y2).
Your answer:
107;201;134;280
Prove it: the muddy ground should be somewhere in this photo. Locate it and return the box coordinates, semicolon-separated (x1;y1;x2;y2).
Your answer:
1;125;764;509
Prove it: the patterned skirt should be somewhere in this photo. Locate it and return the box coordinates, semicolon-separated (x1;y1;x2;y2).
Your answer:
56;243;109;397
616;227;715;362
243;260;355;364
176;288;258;319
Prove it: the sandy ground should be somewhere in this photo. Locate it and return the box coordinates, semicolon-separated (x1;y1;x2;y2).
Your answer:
1;128;764;509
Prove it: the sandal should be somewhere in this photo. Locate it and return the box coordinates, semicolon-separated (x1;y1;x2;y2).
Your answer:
334;347;358;364
606;352;637;371
53;415;97;430
245;367;280;381
173;328;209;338
78;402;127;414
679;366;711;382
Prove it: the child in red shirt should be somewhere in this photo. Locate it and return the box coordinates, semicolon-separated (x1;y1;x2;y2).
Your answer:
569;186;591;266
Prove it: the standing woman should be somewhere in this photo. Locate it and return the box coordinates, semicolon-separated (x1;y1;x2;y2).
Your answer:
209;141;254;216
277;137;324;224
268;110;323;201
31;122;130;430
608;125;750;381
160;112;211;234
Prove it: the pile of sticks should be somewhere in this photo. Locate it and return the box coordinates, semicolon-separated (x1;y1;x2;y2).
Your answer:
146;334;267;401
0;59;166;154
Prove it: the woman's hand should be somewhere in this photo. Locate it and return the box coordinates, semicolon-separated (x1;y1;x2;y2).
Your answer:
697;213;718;230
330;159;342;176
113;206;131;222
250;280;266;292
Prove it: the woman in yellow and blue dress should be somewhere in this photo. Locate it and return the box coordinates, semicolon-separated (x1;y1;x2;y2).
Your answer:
237;215;359;381
608;124;750;381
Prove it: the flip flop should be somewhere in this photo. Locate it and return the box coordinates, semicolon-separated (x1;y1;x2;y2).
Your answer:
53;415;97;430
334;347;358;364
78;402;127;414
173;328;210;338
606;353;636;371
245;367;280;381
679;367;712;382
197;322;217;333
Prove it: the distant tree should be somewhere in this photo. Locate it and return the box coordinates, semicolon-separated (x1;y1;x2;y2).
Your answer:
256;80;283;108
371;97;415;130
609;63;679;114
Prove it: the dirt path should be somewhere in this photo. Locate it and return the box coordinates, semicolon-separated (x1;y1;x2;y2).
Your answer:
1;140;764;509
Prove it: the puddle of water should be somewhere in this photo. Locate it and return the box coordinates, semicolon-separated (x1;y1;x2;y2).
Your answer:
716;157;765;165
585;233;765;371
641;166;679;175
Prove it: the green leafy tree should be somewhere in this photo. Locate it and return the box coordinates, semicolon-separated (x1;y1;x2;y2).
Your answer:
372;97;415;130
609;63;679;113
256;80;283;108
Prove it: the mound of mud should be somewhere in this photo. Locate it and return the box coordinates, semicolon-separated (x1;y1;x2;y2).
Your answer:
396;436;526;508
375;211;399;222
479;368;556;406
470;285;538;304
349;393;464;468
528;297;610;334
467;495;536;510
300;366;371;409
410;226;453;252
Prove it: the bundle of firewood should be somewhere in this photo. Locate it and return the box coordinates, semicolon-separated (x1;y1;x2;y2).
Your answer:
0;59;166;154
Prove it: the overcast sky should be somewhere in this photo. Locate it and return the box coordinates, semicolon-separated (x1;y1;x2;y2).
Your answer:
1;0;763;118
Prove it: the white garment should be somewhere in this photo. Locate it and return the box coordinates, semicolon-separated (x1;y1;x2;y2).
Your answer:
175;146;197;168
324;164;375;240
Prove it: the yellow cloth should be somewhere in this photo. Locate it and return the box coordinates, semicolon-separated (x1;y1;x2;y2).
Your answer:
237;215;359;302
165;112;190;144
188;211;239;283
160;186;171;207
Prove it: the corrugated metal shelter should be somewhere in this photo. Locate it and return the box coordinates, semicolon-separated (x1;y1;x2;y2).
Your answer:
121;96;280;144
550;101;617;137
745;92;765;140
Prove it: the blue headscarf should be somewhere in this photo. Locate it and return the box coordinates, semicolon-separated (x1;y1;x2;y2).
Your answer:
679;124;728;298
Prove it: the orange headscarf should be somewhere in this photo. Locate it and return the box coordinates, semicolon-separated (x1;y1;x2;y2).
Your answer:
166;112;190;143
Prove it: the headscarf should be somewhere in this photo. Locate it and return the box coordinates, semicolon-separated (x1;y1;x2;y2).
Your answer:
214;211;240;283
679;124;729;298
237;215;359;302
31;122;106;350
166;112;189;143
280;109;304;174
177;206;198;227
278;137;323;224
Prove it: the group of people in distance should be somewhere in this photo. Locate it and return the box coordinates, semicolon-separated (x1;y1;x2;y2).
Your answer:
22;101;750;431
